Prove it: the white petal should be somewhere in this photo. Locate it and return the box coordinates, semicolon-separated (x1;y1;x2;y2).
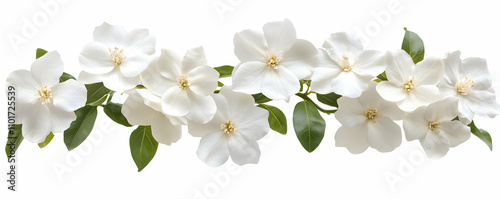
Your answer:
351;50;386;77
197;132;229;167
6;70;39;105
366;117;402;152
385;50;415;85
457;99;474;124
465;89;500;118
219;86;256;118
425;97;459;122
188;119;224;138
119;51;151;77
186;92;217;124
376;81;407;102
263;18;296;52
441;51;461;88
440;121;470;147
397;85;440;112
228;133;261;165
335;97;366;127
281;39;318;79
47;104;76;134
158;49;182;80
102;67;140;92
261;66;300;100
335;125;369;154
21;103;51;143
403;106;429;141
182;46;208;75
51;79;87;112
125;29;156;55
161;86;191;117
232;61;267;94
317;48;343;69
310;67;339;94
122;91;158;125
330;71;373;98
233;29;267;62
414;57;444;86
136;89;163;112
78;71;103;84
419;132;449;159
93;22;126;47
140;57;176;96
235;106;269;141
79;42;115;74
151;116;182;146
323;32;363;60
438;81;458;98
360;82;403;120
31;51;64;87
462;57;492;90
188;66;219;96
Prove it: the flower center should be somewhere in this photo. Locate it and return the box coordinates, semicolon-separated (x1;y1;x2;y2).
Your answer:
109;47;125;66
428;119;441;133
339;55;352;72
221;120;237;136
456;77;474;95
403;76;416;92
35;85;53;104
177;75;190;90
265;53;282;70
364;108;381;122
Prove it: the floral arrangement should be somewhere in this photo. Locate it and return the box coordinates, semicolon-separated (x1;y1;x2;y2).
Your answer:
6;19;499;171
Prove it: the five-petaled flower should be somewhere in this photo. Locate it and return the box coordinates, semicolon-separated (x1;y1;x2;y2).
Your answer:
6;51;87;143
232;19;318;101
188;86;270;167
311;32;386;98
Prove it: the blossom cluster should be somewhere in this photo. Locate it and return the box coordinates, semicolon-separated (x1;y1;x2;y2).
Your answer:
5;19;500;171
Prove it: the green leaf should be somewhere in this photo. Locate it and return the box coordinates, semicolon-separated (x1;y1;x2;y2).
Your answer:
293;101;326;152
64;106;98;151
252;93;272;104
316;92;342;108
36;48;48;59
401;27;425;64
135;85;146;89
258;104;287;135
85;82;112;106
376;71;388;81
59;72;76;83
103;102;133;127
218;81;224;87
130;126;158;172
214;65;234;78
38;132;54;148
6;124;23;159
468;121;492;151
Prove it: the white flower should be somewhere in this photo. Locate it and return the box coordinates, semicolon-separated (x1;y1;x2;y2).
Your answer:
79;22;156;92
438;51;500;124
403;97;471;159
310;32;386;98
6;51;87;143
140;47;219;124
376;50;444;112
334;81;404;153
232;19;318;100
122;89;184;145
188;86;270;167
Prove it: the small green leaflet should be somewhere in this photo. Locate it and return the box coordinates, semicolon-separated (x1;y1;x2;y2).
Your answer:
85;82;112;106
103;102;133;127
36;48;48;59
401;27;425;64
293;101;326;153
130;126;158;172
214;65;234;78
258;104;287;135
316;92;342;108
252;93;272;104
468;121;492;151
59;73;76;83
64;106;98;151
6;124;23;158
38;132;54;148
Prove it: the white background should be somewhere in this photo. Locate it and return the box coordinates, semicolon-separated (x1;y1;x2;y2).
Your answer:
1;0;500;198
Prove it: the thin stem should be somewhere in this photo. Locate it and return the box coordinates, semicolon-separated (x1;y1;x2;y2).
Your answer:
295;93;337;114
